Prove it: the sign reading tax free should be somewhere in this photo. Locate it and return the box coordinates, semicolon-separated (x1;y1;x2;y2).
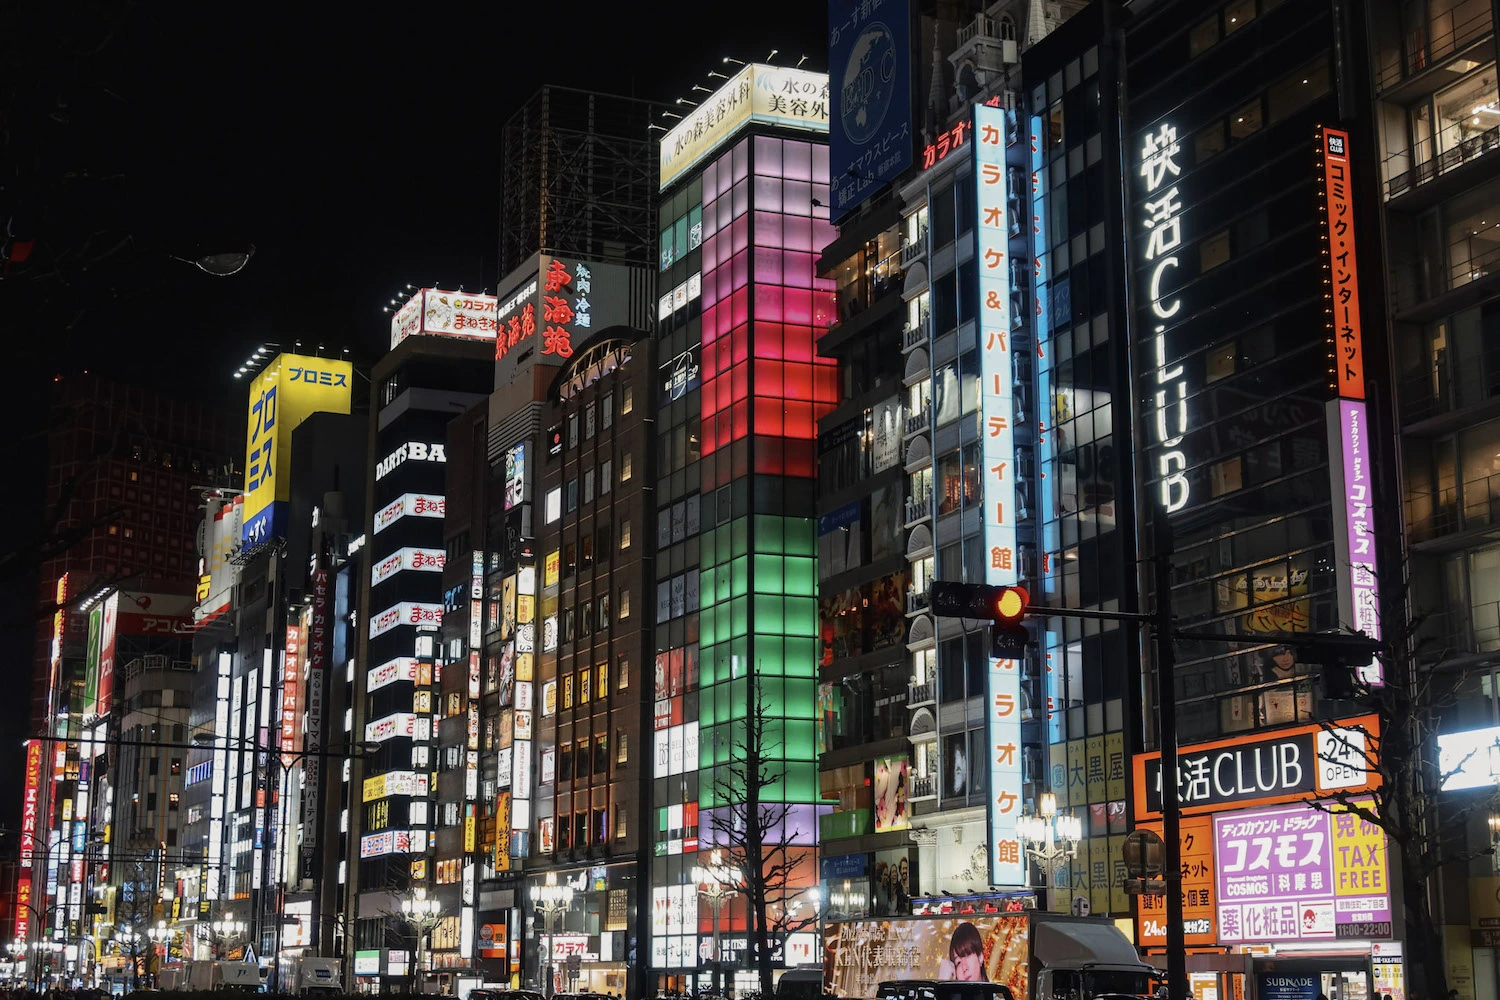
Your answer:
1134;715;1379;818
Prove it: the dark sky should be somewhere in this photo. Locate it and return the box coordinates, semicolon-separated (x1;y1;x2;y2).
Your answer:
0;0;828;828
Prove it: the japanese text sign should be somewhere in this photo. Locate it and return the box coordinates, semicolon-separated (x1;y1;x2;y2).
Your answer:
1318;127;1365;400
1138;121;1190;514
1215;800;1391;943
1137;815;1218;947
828;0;913;218
1331;399;1383;682
389;288;500;349
975;102;1024;888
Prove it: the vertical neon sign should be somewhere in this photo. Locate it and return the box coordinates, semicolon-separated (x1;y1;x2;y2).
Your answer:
975;103;1024;887
1139;123;1189;513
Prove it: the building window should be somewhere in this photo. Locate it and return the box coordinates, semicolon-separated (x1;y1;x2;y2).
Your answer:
565;543;577;577
602;393;613;429
1200;230;1232;271
565;479;579;513
1222;0;1255;34
597;662;609;697
595;735;609;774
618;654;630;690
559;742;573;779
622;385;634;414
1229;98;1263;141
563;676;575;709
580;668;592;704
616;728;628;764
620;518;632;550
168;792;180;810
545;487;562;523
568;413;579;448
615;806;628;841
585;402;597;439
584;469;595;503
600;459;612;495
563;608;576;644
581;536;594;569
1189;14;1219;56
598;595;611;631
620;451;633;482
597;524;612;558
619;589;631;620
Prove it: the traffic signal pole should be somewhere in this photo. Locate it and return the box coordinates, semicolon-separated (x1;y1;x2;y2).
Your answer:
1152;507;1189;1000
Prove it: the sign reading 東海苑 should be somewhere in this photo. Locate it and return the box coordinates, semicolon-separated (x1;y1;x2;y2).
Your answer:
659;64;829;190
828;0;913;219
974;102;1024;889
242;353;354;547
1134;716;1380;818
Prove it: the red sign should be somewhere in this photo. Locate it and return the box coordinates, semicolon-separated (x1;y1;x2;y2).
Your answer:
282;625;303;761
1319;126;1365;400
922;120;970;169
19;739;41;868
14;873;31;940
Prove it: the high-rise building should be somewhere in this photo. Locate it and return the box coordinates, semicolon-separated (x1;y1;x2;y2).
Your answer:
30;375;237;728
499;87;667;278
645;60;836;996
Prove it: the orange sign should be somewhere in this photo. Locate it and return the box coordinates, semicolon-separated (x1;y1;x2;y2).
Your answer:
1132;714;1380;818
1319;127;1365;400
1136;815;1217;948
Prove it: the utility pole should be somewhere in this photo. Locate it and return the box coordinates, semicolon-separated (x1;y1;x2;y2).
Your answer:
1151;506;1187;1000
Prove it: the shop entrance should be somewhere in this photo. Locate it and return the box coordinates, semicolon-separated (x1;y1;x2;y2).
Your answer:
1254;956;1373;1000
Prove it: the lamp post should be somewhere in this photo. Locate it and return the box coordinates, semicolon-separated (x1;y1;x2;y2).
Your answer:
529;873;574;999
691;850;741;997
401;887;442;994
6;939;24;987
148;920;175;986
1016;793;1083;904
114;927;143;993
211;913;248;960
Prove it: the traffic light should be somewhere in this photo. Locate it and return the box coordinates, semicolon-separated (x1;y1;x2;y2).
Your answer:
1307;632;1381;700
927;582;1030;657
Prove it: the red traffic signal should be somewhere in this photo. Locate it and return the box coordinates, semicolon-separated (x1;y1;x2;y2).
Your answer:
929;582;1030;622
993;585;1029;623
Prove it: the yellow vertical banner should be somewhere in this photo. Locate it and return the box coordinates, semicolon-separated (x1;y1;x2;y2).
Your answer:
1067;740;1087;804
1085;735;1106;803
1108;834;1129;914
1089;837;1110;914
1105;731;1126;801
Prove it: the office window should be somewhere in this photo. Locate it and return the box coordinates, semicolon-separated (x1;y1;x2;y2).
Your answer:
602;393;613;429
559;742;573;780
620;518;632;550
581;536;594;569
1200;230;1231;271
1189;14;1219;56
622;385;634;414
563;675;575;709
1229;98;1263;141
621;452;633;482
566;479;579;513
600;459;612;495
616;728;629;764
586;402;597;440
598;525;612;558
598;661;610;696
545;488;562;523
619;589;631;620
1223;0;1254;34
563;608;576;644
568;413;579;448
584;469;595;504
618;654;630;690
595;735;609;775
580;668;592;704
598;595;611;631
615;806;628;841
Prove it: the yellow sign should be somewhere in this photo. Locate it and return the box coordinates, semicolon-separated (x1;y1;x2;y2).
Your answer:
1085;735;1106;803
362;774;387;803
242;353;354;547
464;814;476;853
1105;732;1126;801
544;550;560;588
659;64;830;189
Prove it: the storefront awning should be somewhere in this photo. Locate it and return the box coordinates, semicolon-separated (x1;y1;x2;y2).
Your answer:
1033;920;1155;970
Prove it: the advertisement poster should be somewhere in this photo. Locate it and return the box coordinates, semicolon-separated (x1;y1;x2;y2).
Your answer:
1214;799;1391;943
828;0;913;219
1137;815;1217;947
1258;975;1319;1000
826;916;1029;999
873;756;910;832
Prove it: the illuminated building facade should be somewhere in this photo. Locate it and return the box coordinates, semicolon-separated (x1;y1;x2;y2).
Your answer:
647;61;836;993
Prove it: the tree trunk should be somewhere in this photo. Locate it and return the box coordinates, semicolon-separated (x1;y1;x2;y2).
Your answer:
1404;864;1450;1000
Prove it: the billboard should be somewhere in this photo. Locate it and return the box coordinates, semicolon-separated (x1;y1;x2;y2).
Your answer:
243;353;354;547
974;102;1024;888
94;591;120;719
1134;715;1380;818
1215;799;1392;942
826;916;1030;999
83;605;102;716
660;64;830;189
389;288;499;350
873;755;910;832
492;256;643;369
1439;725;1500;790
19;739;42;869
828;0;913;220
1318;127;1366;401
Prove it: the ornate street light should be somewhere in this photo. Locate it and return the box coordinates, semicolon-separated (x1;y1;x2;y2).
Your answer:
691;850;742;996
1016;793;1083;899
400;887;442;994
211;913;248;960
529;873;574;999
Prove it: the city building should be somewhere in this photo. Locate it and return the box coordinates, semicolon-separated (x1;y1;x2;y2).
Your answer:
646;59;835;995
499;87;666;277
1367;0;1500;993
350;323;493;991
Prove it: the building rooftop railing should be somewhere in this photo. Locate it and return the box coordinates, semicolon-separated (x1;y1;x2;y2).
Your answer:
1375;5;1493;93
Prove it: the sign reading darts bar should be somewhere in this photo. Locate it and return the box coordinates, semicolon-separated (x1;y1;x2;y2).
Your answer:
1133;715;1380;817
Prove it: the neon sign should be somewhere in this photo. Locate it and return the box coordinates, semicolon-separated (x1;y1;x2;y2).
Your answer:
1139;123;1189;513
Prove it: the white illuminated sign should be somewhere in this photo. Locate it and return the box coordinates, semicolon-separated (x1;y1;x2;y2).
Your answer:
368;601;443;638
367;656;420;692
974;102;1024;889
371;547;447;586
389;288;499;349
364;712;428;743
1438;725;1500;790
373;493;445;534
375;441;448;481
1140;122;1190;513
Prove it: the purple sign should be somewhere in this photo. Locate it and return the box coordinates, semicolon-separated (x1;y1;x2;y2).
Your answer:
1214;801;1391;943
1338;399;1382;685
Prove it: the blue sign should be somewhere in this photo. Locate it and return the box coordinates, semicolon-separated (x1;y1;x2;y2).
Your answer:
820;853;869;880
829;0;913;221
1258;975;1319;1000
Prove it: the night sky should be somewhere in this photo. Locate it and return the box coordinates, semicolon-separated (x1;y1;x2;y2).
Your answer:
0;1;827;829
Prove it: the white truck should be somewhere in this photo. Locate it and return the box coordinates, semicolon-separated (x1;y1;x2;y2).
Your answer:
826;910;1157;1000
291;957;343;996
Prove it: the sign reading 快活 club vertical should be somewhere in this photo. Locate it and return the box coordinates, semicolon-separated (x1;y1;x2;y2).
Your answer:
1138;123;1190;514
974;102;1024;888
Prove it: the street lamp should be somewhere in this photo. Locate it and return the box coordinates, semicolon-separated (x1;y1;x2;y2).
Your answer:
401;887;442;994
691;850;742;996
211;913;248;960
115;927;144;993
1016;793;1083;900
529;873;574;999
148;921;175;986
7;939;25;987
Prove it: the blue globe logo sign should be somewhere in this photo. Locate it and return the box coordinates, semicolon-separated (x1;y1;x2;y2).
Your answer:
840;21;898;145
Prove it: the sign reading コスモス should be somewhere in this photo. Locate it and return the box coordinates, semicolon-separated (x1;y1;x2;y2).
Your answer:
243;353;354;547
974;102;1024;889
1134;715;1380;818
660;64;829;190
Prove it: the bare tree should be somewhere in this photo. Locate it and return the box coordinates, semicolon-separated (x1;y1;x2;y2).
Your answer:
708;682;818;999
1310;561;1500;1000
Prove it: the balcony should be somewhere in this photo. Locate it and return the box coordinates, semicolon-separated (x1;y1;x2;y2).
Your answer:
908;680;936;707
905;493;933;525
900;229;928;268
1385;119;1500;202
1397;347;1500;428
1389;231;1500;316
1375;4;1493;95
1408;472;1500;545
902;323;927;352
1415;598;1500;664
909;773;938;802
906;589;931;615
904;410;931;437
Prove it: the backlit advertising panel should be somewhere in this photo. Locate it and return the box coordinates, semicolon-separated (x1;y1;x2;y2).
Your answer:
1136;814;1217;948
974;102;1023;889
368;602;443;639
373;493;445;534
389;288;499;350
828;0;913;219
371;546;447;586
367;657;420;692
1134;715;1380;818
826;915;1031;999
242;353;354;546
19;739;42;869
83;605;102;717
660;64;829;189
94;591;119;719
1438;724;1500;790
1318;127;1365;401
1214;799;1392;942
